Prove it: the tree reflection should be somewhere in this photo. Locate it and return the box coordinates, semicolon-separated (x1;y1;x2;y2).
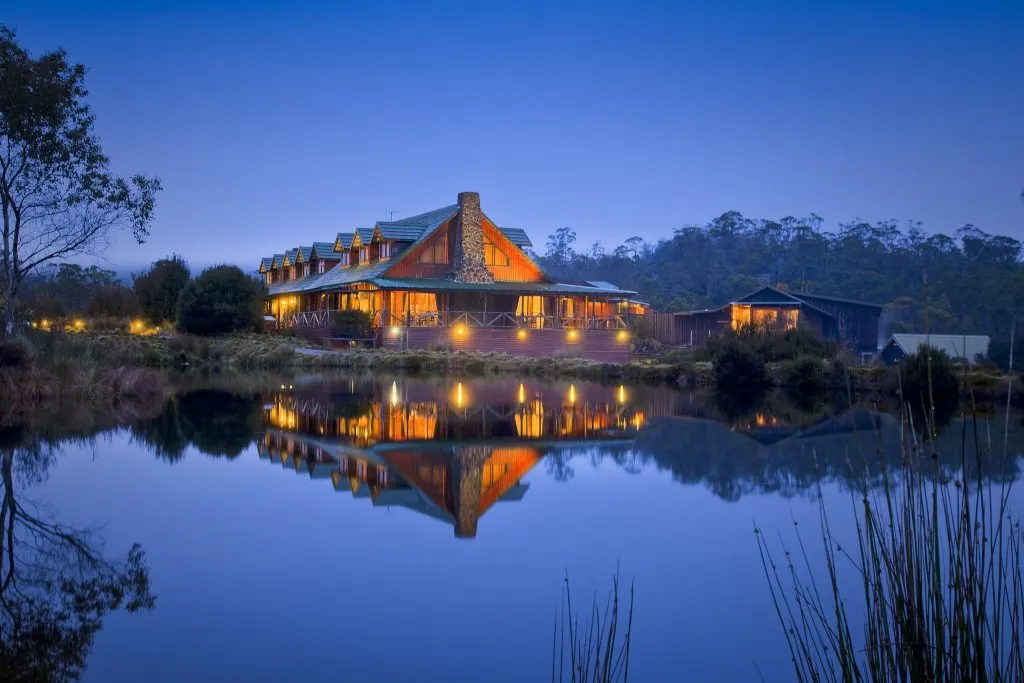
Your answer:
0;444;154;682
129;390;261;460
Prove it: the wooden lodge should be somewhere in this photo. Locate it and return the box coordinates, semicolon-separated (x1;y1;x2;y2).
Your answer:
259;192;641;362
673;286;882;359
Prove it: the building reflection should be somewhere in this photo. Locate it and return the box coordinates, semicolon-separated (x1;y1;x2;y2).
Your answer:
257;378;663;537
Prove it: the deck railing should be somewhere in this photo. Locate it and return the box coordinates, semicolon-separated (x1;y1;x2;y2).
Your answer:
281;309;628;330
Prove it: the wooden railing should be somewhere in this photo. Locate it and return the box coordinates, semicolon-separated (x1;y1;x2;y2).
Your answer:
283;310;330;329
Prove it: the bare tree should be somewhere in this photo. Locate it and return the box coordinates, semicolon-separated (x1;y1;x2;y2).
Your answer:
0;26;161;336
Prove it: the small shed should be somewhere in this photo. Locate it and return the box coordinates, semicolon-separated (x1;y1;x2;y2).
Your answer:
878;334;990;366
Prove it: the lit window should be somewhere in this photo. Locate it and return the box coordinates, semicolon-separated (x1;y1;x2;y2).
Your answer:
342;253;350;266
419;234;449;264
484;236;509;267
360;246;368;263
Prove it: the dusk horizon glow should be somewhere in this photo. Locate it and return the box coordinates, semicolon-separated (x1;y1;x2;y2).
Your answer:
5;0;1023;273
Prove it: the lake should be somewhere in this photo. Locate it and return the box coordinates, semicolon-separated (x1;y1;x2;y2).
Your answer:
4;373;1023;682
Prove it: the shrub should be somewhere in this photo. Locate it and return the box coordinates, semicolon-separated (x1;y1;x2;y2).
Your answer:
633;337;663;355
329;310;374;339
713;343;769;389
897;344;960;428
87;284;139;318
134;255;191;325
783;356;826;395
702;326;838;364
0;338;33;369
176;265;264;336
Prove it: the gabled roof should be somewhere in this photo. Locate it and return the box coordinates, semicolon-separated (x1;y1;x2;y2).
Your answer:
283;249;298;266
297;246;312;262
884;334;990;362
369;277;636;296
733;286;804;306
375;223;429;241
272;253;284;268
356;227;375;244
498;227;532;248
311;242;336;259
335;232;354;251
794;292;884;310
259;257;273;273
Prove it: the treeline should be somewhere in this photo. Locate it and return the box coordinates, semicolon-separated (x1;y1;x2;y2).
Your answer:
14;257;266;335
537;214;1024;346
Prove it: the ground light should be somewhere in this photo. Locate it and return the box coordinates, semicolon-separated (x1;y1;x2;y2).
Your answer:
567;329;579;341
617;385;627;404
517;329;527;340
617;330;629;342
390;326;401;336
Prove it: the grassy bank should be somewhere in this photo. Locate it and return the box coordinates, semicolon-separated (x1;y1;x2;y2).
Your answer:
2;330;1019;400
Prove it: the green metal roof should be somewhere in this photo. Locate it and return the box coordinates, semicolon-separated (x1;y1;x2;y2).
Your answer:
369;277;636;296
357;227;375;244
498;226;532;248
283;249;298;266
335;232;354;250
297;246;312;262
272;253;284;268
375;223;428;241
268;258;394;296
259;257;273;273
311;242;336;259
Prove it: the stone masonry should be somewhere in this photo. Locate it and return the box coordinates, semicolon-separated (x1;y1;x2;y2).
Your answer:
451;446;489;538
448;191;495;284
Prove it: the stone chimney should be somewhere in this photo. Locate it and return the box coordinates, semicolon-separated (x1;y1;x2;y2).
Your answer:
448;191;495;284
451;447;488;538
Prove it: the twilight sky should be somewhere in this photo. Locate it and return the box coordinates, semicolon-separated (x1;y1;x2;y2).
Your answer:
5;0;1024;272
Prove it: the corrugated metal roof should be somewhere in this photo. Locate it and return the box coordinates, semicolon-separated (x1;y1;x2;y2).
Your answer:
887;334;991;362
297;246;312;262
498;226;532;248
259;257;273;273
357;227;375;244
267;258;394;295
272;253;284;268
392;204;460;228
795;292;884;310
283;249;298;266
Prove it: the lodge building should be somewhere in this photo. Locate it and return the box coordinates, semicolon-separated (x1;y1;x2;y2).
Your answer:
260;192;640;362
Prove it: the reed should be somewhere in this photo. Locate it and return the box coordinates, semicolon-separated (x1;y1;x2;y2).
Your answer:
755;381;1024;680
552;572;634;683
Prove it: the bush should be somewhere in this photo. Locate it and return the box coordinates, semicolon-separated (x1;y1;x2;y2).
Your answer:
702;326;838;364
87;284;139;318
633;337;663;355
897;344;960;428
783;356;826;395
134;255;191;325
176;265;264;336
713;343;769;389
329;310;374;339
0;338;33;369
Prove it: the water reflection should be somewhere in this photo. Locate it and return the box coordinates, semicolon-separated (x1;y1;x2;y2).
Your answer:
0;441;154;680
258;378;650;537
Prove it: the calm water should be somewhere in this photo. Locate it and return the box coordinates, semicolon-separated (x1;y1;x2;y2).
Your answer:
5;374;1024;682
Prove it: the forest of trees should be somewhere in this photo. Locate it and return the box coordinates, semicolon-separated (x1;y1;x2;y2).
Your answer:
536;212;1024;348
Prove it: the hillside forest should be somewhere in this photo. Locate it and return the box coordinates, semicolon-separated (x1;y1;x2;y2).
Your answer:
535;212;1024;356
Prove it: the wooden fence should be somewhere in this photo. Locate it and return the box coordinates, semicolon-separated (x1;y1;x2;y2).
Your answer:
636;312;679;346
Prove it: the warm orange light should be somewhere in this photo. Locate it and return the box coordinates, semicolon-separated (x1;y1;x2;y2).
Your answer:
568;384;577;405
517;329;527;340
518;382;526;404
455;325;465;336
390;380;399;407
73;319;85;331
567;329;578;341
617;330;629;342
390;326;401;336
455;382;464;407
617;384;626;404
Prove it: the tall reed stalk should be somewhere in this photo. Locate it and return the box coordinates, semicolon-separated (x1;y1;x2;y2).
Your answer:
756;391;1024;681
552;572;634;683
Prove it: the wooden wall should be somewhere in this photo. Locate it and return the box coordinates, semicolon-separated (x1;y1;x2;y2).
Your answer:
640;312;680;346
481;219;545;282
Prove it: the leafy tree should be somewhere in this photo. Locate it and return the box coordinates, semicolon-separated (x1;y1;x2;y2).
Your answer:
87;283;139;318
544;226;577;270
330;310;373;339
176;265;264;336
133;255;190;325
0;27;160;337
896;344;959;430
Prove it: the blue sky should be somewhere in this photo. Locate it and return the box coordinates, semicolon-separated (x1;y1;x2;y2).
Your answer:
5;0;1024;271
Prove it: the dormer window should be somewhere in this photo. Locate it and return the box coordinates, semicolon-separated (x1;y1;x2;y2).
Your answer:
342;253;350;266
318;260;326;274
380;242;392;259
360;246;369;263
